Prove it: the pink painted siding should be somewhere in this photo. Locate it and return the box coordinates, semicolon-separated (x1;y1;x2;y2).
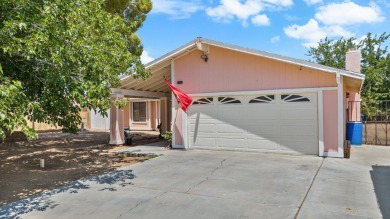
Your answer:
151;101;156;130
174;101;183;145
167;99;172;132
174;46;337;94
110;97;117;142
343;81;347;143
323;90;338;152
160;99;167;133
124;102;130;128
348;92;361;122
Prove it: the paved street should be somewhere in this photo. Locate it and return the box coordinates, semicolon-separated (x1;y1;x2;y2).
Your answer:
1;143;389;219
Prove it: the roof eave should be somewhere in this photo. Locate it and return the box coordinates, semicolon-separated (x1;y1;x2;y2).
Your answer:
122;37;366;82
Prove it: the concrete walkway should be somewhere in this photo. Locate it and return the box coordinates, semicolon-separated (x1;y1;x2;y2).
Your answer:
1;144;389;219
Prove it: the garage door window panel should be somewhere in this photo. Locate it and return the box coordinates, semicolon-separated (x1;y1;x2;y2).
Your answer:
218;97;241;104
133;102;147;122
281;94;310;102
249;95;275;103
192;97;213;105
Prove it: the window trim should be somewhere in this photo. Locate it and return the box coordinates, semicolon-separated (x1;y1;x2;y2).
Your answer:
132;101;147;123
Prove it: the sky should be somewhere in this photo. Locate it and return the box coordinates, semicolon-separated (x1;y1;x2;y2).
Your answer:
138;0;390;64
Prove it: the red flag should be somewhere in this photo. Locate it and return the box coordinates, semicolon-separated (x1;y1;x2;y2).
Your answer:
164;78;193;112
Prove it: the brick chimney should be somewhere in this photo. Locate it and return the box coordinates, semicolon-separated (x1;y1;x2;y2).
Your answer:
345;50;361;73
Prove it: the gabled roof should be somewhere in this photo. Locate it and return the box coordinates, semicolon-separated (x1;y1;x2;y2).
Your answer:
145;37;365;80
119;37;365;96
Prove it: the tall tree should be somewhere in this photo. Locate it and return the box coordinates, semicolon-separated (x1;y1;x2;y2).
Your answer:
307;33;390;102
0;0;151;140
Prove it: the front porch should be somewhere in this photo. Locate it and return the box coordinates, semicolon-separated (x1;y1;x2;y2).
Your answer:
109;66;173;145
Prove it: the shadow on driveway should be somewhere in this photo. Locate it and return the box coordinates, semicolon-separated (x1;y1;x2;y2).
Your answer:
0;170;135;219
370;165;390;219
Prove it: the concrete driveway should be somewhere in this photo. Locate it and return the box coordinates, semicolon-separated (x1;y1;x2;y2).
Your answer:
1;143;390;219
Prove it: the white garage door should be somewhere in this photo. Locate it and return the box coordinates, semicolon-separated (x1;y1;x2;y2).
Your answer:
188;93;318;155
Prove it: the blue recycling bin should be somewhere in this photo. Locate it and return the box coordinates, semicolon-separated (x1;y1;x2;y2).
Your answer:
346;122;363;146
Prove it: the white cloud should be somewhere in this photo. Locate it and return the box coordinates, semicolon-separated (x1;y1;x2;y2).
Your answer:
141;50;154;64
206;0;264;22
271;35;280;43
284;19;325;42
303;0;322;5
284;19;354;48
152;0;204;19
263;0;293;7
251;14;271;26
206;0;292;26
283;1;385;48
315;2;385;25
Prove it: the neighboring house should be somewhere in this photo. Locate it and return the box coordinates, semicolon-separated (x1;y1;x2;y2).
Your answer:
109;37;365;158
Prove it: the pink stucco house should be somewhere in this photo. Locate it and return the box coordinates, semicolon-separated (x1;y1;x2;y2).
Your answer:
109;37;365;158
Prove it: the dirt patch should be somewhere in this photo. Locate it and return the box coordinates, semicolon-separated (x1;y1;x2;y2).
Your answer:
0;130;162;206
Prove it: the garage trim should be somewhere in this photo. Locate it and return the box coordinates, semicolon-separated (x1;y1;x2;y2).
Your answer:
188;87;338;98
337;75;344;158
318;91;324;157
185;87;338;155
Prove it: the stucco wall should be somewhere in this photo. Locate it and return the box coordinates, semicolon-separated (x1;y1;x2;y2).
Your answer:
173;45;339;147
174;101;183;145
174;46;337;94
348;92;361;122
124;102;130;128
110;95;124;143
151;101;156;130
323;90;338;152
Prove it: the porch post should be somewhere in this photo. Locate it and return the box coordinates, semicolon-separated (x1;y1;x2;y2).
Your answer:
159;97;168;134
110;93;125;145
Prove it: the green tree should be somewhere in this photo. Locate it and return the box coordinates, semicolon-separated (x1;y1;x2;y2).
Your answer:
307;33;390;102
0;0;151;140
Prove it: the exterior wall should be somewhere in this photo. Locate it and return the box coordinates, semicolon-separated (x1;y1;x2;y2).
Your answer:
173;45;338;149
109;94;124;145
343;81;347;144
124;102;130;128
323;90;339;152
167;98;172;132
151;101;156;130
174;101;183;145
348;92;361;122
174;46;337;94
160;98;168;133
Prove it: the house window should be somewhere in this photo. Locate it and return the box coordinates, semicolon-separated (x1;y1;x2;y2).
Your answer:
133;102;147;122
